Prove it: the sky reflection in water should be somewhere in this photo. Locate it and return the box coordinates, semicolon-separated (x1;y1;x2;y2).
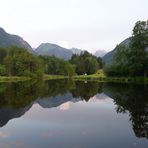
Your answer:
0;80;147;148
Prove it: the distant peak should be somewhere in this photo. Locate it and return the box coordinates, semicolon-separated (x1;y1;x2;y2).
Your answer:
40;43;56;46
0;27;6;33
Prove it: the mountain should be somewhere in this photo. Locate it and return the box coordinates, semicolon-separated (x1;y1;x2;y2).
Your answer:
94;50;107;57
0;27;34;53
102;38;131;64
35;43;73;60
36;93;80;109
70;48;83;55
0;105;32;127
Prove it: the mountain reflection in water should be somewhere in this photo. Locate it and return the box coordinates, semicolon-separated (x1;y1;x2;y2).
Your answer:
0;79;148;142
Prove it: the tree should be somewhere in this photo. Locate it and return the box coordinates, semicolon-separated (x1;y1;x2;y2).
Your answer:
104;20;148;77
4;55;14;76
129;20;148;76
85;57;99;74
39;55;76;76
97;57;103;69
4;47;44;77
70;51;102;75
0;48;7;64
0;64;6;76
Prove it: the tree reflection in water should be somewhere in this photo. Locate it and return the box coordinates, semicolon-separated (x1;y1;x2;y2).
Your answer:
0;80;147;139
103;83;148;139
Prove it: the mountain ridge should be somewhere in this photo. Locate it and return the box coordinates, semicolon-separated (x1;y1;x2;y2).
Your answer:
35;43;73;60
0;27;34;53
102;38;131;63
94;49;107;57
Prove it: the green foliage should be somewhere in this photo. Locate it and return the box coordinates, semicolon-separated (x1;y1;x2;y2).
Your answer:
0;64;6;76
105;20;148;77
2;47;44;77
97;57;103;68
70;51;102;75
104;64;129;77
0;46;76;78
39;55;76;76
128;20;148;76
0;47;7;64
0;46;100;78
84;57;99;74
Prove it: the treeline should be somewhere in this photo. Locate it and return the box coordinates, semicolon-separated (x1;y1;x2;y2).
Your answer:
104;20;148;77
39;55;76;76
0;47;102;77
0;47;43;77
70;51;102;75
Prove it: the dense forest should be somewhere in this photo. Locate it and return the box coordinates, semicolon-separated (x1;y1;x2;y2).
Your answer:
0;46;102;77
104;20;148;77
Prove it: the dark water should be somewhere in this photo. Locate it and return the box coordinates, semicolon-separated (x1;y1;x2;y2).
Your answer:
0;80;148;148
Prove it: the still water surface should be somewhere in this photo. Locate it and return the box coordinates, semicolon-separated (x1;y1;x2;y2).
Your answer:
0;80;148;148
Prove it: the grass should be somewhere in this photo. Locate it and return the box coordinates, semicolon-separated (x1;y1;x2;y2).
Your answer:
73;70;106;80
0;74;69;82
43;74;68;80
72;70;148;84
0;76;31;82
0;74;68;83
1;70;148;84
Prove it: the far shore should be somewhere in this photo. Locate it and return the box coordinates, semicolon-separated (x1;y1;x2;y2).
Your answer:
0;74;148;84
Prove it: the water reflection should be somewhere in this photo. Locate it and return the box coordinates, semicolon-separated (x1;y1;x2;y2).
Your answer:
0;80;148;141
104;83;148;138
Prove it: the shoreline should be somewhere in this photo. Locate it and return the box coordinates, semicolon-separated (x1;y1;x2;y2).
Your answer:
73;75;148;84
0;75;148;84
0;76;32;82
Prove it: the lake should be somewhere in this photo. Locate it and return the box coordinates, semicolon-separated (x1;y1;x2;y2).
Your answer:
0;80;148;148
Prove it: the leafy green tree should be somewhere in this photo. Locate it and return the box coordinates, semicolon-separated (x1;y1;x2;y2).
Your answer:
128;20;148;76
4;47;43;77
97;57;103;69
70;51;102;75
105;45;130;76
0;64;6;76
105;20;148;77
4;55;14;76
70;54;85;74
39;55;75;76
85;57;99;74
0;48;7;64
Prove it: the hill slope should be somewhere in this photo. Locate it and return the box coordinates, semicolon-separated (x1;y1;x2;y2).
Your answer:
70;48;83;55
35;43;73;60
0;27;34;53
94;50;107;57
102;38;131;64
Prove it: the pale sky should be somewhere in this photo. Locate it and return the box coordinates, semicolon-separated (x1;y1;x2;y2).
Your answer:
0;0;148;52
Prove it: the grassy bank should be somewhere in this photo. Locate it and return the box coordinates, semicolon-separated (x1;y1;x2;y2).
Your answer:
72;70;148;84
73;74;148;84
43;74;68;80
0;76;31;82
0;75;68;82
1;72;148;84
73;70;106;81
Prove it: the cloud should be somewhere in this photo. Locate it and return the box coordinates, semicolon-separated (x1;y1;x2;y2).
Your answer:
0;131;11;138
60;102;70;111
